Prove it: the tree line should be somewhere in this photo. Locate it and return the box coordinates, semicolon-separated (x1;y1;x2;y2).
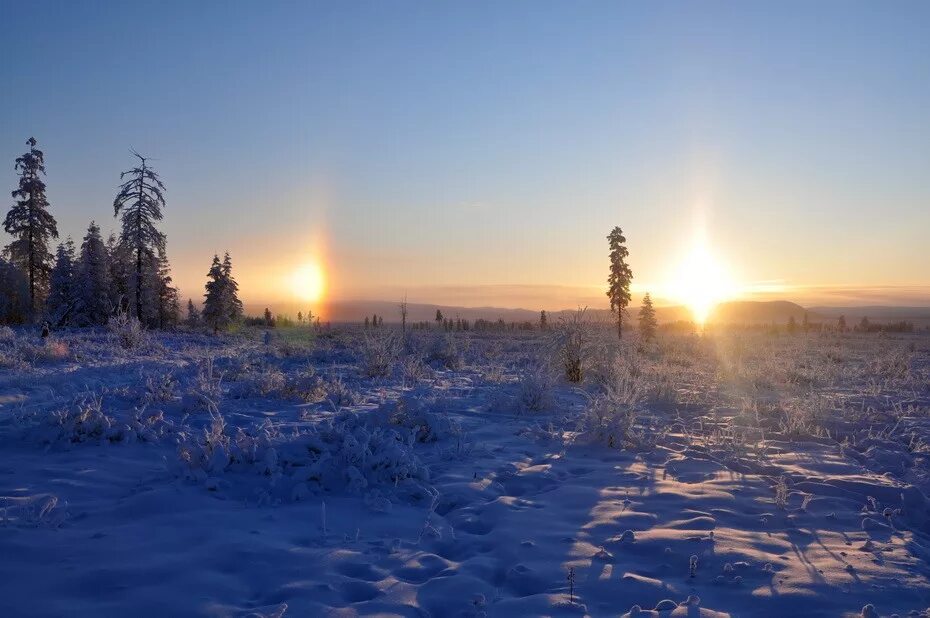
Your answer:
0;138;242;333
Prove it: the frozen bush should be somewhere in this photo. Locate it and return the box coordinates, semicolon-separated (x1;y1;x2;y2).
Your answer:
108;311;147;350
549;308;597;383
400;352;432;385
300;411;432;499
515;365;555;413
360;330;399;378
427;333;463;370
182;356;223;413
175;413;280;481
576;392;637;449
18;393;170;445
375;395;462;443
144;370;177;403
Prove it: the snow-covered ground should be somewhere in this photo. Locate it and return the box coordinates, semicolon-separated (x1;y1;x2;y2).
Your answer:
1;323;929;617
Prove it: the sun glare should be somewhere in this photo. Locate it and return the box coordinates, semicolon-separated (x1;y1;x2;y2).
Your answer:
290;262;326;303
665;239;738;324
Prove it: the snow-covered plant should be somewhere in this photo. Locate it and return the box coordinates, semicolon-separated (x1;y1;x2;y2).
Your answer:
144;370;177;403
515;364;554;413
360;329;399;378
426;333;463;370
183;356;223;413
773;475;790;509
550;308;597;383
576;392;637;449
376;395;462;443
108;310;147;350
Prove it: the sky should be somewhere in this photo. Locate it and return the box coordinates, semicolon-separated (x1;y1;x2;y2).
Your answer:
1;1;928;314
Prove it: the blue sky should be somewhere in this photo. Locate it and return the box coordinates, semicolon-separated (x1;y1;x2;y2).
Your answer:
1;1;928;310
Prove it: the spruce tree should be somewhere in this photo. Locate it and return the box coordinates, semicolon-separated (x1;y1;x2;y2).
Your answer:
113;152;166;321
202;255;225;333
221;252;244;323
46;239;77;327
106;232;132;315
75;221;111;326
638;293;658;342
186;299;200;327
606;226;633;339
202;253;243;333
4;138;59;315
540;310;548;330
151;252;181;328
435;309;443;326
0;257;29;324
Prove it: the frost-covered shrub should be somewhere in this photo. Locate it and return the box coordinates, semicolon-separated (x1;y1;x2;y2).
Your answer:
108;312;147;350
300;411;432;499
549;309;597;383
375;395;462;443
321;375;361;409
515;365;554;413
182;356;223;413
237;365;287;397
175;413;279;481
360;330;399;378
427;333;463;370
144;370;177;403
174;409;433;505
576;393;637;449
590;347;645;407
19;393;170;445
400;352;432;384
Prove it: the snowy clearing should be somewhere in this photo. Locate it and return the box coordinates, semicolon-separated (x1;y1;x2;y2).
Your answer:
1;326;929;617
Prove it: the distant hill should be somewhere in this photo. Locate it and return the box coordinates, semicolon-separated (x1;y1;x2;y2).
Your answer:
707;300;809;325
246;298;823;326
807;306;930;320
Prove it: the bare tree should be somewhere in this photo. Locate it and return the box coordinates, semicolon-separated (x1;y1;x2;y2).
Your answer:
399;294;408;335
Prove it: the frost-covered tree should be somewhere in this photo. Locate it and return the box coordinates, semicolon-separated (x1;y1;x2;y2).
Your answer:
540;310;548;330
46;239;77;327
0;257;29;324
202;255;225;333
638;293;658;342
202;253;243;333
606;226;633;339
186;299;200;327
149;252;180;328
74;221;112;326
221;252;243;322
4;138;59;315
435;309;443;326
106;232;132;315
113;152;166;321
837;315;847;332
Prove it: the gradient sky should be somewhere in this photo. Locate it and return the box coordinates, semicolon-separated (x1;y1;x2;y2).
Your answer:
1;1;928;312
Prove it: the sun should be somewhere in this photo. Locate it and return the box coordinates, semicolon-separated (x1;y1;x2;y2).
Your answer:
664;238;738;324
290;262;326;303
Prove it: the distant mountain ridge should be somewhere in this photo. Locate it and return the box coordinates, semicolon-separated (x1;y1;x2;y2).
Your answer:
242;298;922;326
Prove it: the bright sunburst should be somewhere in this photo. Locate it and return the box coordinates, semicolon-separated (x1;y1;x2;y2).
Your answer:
290;261;326;303
665;238;738;324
